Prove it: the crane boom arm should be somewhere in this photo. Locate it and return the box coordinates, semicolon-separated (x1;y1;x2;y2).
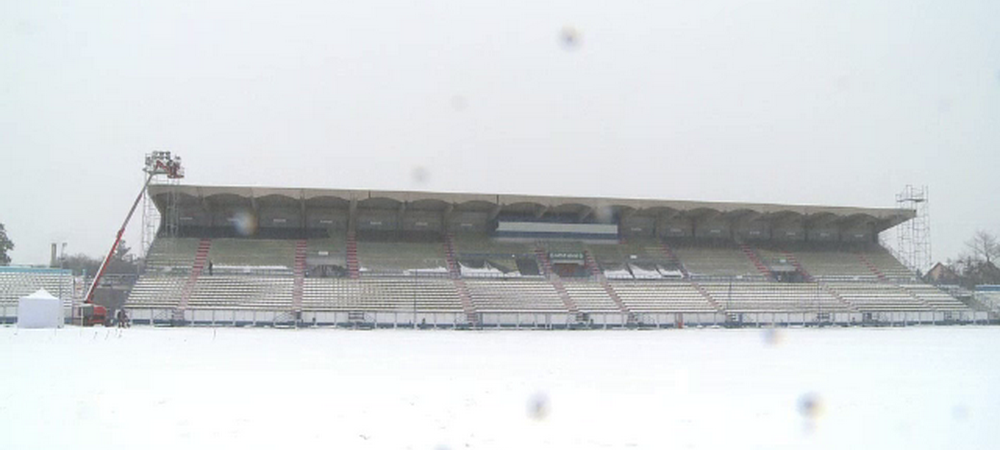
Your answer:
83;171;156;304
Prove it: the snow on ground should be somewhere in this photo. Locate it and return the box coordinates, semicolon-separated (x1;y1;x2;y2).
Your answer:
2;326;998;450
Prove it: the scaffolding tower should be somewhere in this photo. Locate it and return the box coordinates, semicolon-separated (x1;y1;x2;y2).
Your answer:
140;182;159;258
894;185;931;274
140;152;184;258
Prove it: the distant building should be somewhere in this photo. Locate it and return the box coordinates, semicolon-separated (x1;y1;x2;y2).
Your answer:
925;262;959;285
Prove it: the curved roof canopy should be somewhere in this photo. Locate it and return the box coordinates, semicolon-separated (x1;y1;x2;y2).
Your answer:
149;184;915;231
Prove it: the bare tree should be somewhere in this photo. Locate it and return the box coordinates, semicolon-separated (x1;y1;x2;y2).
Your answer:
0;223;12;265
965;230;1000;265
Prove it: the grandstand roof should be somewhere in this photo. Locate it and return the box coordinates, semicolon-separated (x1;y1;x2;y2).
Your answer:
149;184;915;230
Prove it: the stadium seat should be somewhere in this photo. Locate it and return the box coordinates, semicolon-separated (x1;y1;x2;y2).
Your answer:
0;268;75;309
356;240;449;276
781;242;879;281
124;235;971;320
561;281;621;312
145;238;202;269
861;247;917;281
206;238;296;274
301;278;462;312
667;239;763;279
452;236;536;277
464;279;567;312
608;281;717;312
186;276;293;310
824;282;931;311
900;284;969;310
698;282;850;312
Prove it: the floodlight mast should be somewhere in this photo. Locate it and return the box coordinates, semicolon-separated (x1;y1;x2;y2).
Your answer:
83;152;184;304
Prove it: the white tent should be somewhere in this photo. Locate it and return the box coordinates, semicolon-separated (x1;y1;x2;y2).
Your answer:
18;289;64;328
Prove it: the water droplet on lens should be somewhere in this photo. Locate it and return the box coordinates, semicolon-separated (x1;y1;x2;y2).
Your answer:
761;328;783;346
527;392;550;420
559;26;581;50
411;167;430;185
798;392;823;420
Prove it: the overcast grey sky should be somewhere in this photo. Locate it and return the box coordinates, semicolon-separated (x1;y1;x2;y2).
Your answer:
2;0;998;267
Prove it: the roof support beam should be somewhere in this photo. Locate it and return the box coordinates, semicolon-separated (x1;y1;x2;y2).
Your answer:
300;196;307;233
534;205;549;219
442;204;454;232
578;206;594;222
249;189;258;213
397;202;407;232
488;204;502;221
348;198;358;234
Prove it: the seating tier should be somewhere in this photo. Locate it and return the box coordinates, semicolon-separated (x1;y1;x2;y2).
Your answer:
825;282;930;311
464;279;567;312
0;270;75;305
901;284;968;310
698;282;850;312
126;275;185;309
784;244;876;281
207;239;296;270
608;281;716;312
145;238;200;269
186;276;293;310
357;241;448;275
301;278;462;311
561;281;620;312
669;241;760;278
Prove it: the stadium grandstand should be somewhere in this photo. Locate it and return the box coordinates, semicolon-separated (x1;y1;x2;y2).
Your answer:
124;184;988;327
975;286;1000;315
0;267;76;324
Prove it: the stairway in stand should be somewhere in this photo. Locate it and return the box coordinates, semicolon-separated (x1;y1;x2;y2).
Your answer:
821;283;856;311
582;249;629;316
690;280;722;311
739;242;774;280
582;249;603;278
444;233;478;326
533;246;554;277
899;285;934;310
857;252;888;282
779;247;813;282
174;238;212;322
346;231;360;279
534;246;580;317
291;240;307;312
659;241;689;278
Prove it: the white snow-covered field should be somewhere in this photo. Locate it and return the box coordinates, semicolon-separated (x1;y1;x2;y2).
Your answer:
2;326;998;450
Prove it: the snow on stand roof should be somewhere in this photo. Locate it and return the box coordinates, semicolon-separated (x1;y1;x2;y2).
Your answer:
150;184;915;232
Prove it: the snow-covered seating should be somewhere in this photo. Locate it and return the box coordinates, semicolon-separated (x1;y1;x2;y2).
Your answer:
464;279;567;312
608;281;716;312
698;282;850;312
186;276;293;310
825;282;931;311
862;248;917;281
561;281;620;312
669;241;761;279
145;238;201;269
301;278;462;311
0;268;75;306
207;239;296;272
784;243;877;281
357;241;449;276
901;284;969;310
126;275;185;309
